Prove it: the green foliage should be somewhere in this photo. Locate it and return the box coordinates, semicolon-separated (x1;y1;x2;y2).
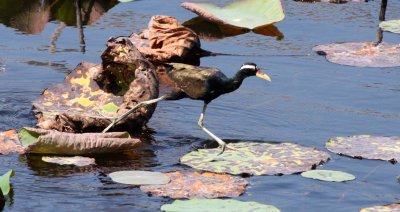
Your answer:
301;170;355;182
102;102;119;113
109;171;170;185
161;199;280;212
182;0;285;29
18;128;40;147
379;20;400;34
0;170;15;196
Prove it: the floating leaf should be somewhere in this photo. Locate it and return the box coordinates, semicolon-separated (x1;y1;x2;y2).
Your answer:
161;199;280;212
379;20;400;34
0;170;15;196
313;42;400;67
19;127;140;155
301;170;355;182
0;129;25;155
181;0;285;30
181;142;330;175
33;42;158;132
360;203;400;212
326;135;400;163
140;171;247;199
42;156;95;166
294;0;364;3
109;171;170;185
19;128;40;147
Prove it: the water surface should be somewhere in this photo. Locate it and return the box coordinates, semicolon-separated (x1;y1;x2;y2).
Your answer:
0;0;399;211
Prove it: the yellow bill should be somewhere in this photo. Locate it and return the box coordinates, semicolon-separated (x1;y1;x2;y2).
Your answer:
256;70;271;82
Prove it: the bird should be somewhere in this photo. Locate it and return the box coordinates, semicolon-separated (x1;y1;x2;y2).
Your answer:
103;62;271;154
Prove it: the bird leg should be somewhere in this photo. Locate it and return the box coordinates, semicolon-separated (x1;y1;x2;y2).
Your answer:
102;95;167;133
197;103;238;155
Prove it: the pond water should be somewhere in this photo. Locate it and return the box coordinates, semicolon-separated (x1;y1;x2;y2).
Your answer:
1;0;399;211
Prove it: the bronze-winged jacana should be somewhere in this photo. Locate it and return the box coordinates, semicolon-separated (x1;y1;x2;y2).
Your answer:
103;62;271;154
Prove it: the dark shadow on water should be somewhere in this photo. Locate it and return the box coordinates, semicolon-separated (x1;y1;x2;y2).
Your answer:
18;154;98;178
0;184;14;210
0;0;118;53
183;16;284;42
0;0;118;34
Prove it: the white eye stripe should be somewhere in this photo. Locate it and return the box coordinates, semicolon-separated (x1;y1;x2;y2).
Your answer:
240;64;256;70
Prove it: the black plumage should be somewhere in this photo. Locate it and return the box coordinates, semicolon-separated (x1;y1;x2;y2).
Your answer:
164;62;270;103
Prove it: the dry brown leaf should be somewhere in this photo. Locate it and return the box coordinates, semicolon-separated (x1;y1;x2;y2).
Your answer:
22;127;141;155
137;15;202;64
140;171;248;199
0;129;25;155
326;135;400;163
33;39;158;132
313;42;400;67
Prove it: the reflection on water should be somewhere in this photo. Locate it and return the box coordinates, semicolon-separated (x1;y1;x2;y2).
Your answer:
0;0;118;34
0;0;400;211
183;16;284;41
0;0;118;52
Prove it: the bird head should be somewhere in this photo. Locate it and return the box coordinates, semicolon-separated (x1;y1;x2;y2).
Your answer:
240;62;271;81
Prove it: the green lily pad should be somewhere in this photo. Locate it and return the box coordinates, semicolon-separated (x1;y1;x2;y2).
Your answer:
326;135;400;163
181;0;285;30
360;203;400;212
313;42;400;67
0;170;15;196
19;128;40;147
181;142;330;175
379;20;400;34
109;171;170;185
42;156;96;166
301;170;355;182
161;199;280;212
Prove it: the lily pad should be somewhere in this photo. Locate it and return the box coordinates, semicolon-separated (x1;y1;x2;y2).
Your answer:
0;170;15;196
109;171;170;185
181;0;285;30
42;156;95;166
379;20;400;34
33;40;158;132
161;199;280;212
360;203;400;212
313;42;400;67
181;142;330;175
294;0;364;3
19;127;141;155
326;135;400;163
140;171;247;199
0;130;25;155
301;170;355;182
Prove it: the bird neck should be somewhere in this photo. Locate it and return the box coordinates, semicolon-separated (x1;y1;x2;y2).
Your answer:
225;70;248;93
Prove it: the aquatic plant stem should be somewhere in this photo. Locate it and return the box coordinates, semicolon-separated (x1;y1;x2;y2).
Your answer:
376;0;388;45
102;95;167;133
